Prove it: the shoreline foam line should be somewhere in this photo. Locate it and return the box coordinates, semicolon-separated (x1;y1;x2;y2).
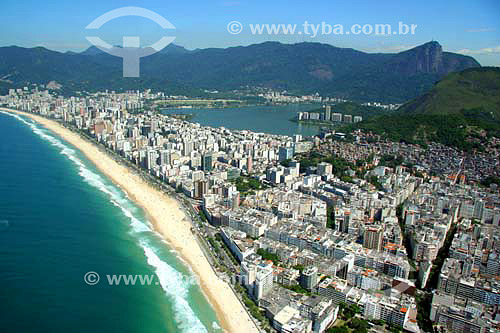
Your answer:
0;111;208;332
1;108;258;333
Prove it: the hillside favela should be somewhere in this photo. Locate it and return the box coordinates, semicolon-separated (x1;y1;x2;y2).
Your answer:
0;1;499;333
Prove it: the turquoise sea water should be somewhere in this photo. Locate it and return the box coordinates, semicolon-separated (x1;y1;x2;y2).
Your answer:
161;104;322;137
0;112;220;332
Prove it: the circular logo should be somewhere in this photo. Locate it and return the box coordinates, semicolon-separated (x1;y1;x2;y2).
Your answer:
227;21;243;35
84;271;100;285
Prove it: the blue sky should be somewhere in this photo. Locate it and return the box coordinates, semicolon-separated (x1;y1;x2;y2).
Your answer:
1;0;499;65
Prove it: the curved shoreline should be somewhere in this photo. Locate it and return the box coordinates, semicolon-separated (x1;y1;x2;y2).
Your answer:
2;108;258;333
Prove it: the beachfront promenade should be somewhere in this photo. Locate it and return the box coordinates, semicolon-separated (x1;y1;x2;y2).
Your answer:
1;108;260;333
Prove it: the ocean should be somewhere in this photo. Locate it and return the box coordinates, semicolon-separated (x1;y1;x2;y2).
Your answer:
161;104;322;137
0;112;220;332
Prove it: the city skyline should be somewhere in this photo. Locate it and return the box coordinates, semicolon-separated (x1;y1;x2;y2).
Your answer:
1;1;500;332
2;84;499;332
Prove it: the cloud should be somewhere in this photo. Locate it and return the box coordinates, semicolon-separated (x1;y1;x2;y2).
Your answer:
367;44;418;53
36;42;90;51
457;46;500;55
466;28;495;33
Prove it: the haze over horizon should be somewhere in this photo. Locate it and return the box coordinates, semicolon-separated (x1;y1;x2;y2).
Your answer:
1;0;499;66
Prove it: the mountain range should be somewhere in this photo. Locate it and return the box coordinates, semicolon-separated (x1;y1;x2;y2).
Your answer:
398;67;500;118
0;41;480;103
348;67;500;150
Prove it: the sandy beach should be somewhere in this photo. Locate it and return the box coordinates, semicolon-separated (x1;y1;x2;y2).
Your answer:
2;108;258;333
